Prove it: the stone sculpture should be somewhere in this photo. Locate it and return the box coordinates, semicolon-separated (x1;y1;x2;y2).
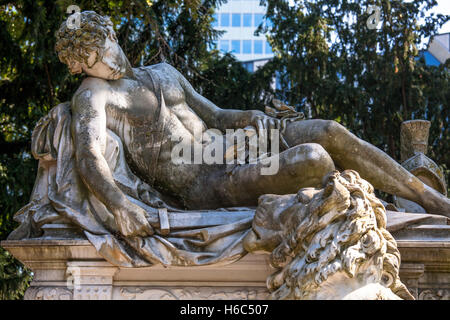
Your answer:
394;120;447;213
4;10;449;300
44;10;449;229
244;170;413;300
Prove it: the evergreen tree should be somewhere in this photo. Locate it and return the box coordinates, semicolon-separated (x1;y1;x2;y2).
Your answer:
0;0;448;299
260;0;448;169
0;0;264;299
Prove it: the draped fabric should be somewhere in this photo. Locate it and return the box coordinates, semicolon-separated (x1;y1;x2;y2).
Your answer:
8;97;254;268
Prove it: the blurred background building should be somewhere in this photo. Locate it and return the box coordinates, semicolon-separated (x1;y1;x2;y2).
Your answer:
421;33;450;66
212;2;449;70
212;0;274;72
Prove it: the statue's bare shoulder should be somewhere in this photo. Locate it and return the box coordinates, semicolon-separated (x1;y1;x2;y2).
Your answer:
140;62;193;92
71;76;111;113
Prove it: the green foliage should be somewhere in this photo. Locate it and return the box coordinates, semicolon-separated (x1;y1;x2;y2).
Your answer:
0;0;261;299
260;0;449;169
0;0;448;299
0;247;32;300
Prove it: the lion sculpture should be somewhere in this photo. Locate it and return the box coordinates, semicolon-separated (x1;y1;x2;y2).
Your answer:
244;170;414;300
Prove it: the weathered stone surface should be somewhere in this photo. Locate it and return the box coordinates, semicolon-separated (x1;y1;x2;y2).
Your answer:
3;233;450;300
394;119;447;213
3;11;450;301
116;287;269;300
244;170;412;300
400;120;431;162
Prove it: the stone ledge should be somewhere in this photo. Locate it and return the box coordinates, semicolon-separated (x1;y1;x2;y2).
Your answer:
2;236;450;300
1;239;274;287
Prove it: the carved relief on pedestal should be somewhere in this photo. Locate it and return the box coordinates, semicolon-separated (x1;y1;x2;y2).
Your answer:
418;289;450;300
399;263;425;300
117;287;269;300
66;262;118;300
72;286;113;300
24;287;73;300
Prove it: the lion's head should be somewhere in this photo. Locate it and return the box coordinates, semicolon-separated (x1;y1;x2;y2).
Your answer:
244;170;413;300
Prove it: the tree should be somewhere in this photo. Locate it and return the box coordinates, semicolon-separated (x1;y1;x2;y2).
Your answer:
260;0;448;174
0;0;267;299
1;0;448;299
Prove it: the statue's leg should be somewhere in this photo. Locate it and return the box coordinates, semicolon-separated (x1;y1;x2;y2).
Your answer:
282;119;450;215
203;143;335;207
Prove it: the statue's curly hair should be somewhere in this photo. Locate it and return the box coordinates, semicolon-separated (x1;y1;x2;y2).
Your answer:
55;11;117;67
268;170;413;300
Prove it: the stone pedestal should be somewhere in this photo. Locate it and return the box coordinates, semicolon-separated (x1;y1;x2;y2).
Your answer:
391;215;450;299
396;240;450;300
2;232;450;300
1;239;272;300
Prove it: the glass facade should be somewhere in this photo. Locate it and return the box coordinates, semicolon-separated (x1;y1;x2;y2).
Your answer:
218;39;274;56
242;61;254;72
232;13;241;27
213;2;274;61
243;40;252;54
220;13;230;27
231;40;241;54
215;13;271;29
254;13;264;27
220;40;229;52
243;13;252;27
265;41;272;54
254;40;263;54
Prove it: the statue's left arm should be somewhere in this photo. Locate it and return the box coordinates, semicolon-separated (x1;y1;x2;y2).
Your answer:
166;64;278;132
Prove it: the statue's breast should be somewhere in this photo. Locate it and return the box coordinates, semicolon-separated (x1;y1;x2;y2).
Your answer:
107;78;159;124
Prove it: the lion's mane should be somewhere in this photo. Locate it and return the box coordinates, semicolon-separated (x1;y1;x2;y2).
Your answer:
268;170;413;300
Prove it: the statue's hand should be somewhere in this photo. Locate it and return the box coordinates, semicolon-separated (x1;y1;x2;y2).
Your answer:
249;111;280;133
113;201;155;237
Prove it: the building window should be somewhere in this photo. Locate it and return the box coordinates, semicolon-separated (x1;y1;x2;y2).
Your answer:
242;61;254;72
220;40;229;52
220;13;230;27
212;14;218;27
232;13;241;27
254;40;263;54
243;40;252;54
265;41;272;54
231;40;241;54
243;13;252;27
254;13;264;27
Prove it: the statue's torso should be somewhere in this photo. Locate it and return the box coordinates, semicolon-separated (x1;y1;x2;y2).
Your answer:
104;63;209;198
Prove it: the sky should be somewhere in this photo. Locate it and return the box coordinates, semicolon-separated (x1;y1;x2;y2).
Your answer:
429;0;450;33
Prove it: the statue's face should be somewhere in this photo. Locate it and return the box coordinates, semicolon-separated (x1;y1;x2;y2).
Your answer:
67;36;127;80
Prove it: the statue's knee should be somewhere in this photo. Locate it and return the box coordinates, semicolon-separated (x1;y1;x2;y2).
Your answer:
320;120;347;144
305;143;334;171
289;143;334;175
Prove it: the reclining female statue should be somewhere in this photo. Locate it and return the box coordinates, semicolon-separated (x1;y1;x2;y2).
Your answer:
48;11;449;239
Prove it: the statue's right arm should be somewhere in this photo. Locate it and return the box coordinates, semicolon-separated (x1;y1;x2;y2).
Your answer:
71;78;155;237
